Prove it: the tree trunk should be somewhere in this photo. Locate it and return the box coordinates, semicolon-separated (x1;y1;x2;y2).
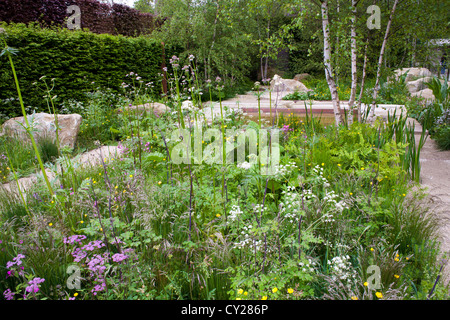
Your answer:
321;0;342;126
369;0;399;121
348;0;358;125
357;38;369;123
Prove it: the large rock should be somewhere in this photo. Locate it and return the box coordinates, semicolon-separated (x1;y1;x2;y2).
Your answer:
411;88;435;101
406;76;433;94
1;113;82;149
293;73;310;82
270;74;309;93
393;67;433;82
120;102;169;114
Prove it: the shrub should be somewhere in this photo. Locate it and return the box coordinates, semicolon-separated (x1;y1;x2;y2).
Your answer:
0;0;159;37
0;22;181;118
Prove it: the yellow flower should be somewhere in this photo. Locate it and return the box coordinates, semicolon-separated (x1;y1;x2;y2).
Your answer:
130;174;133;178
158;181;162;185
375;292;383;299
74;293;78;297
349;192;353;195
261;296;267;300
363;282;368;287
236;298;241;300
237;289;243;295
272;288;278;293
99;228;103;232
394;258;399;262
394;274;400;279
80;221;84;224
244;291;248;296
351;296;358;300
287;288;294;294
48;223;53;227
337;164;341;167
321;163;325;166
361;167;365;170
216;214;221;218
370;248;374;252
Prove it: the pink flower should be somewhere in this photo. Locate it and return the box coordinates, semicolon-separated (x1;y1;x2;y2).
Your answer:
25;277;45;293
3;289;14;300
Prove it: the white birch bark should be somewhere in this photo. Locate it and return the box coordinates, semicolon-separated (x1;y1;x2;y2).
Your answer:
369;0;399;121
348;0;358;125
321;0;342;126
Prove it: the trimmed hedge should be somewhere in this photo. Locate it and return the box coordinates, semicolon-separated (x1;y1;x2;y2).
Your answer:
0;23;179;118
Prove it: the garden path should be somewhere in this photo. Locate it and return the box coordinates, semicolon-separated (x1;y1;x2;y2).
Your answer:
410;119;450;286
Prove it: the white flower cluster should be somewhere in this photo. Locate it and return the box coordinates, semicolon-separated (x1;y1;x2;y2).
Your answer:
228;205;243;222
237;161;252;170
299;258;317;273
234;224;263;251
323;189;349;214
279;186;302;223
274;162;297;177
328;255;357;284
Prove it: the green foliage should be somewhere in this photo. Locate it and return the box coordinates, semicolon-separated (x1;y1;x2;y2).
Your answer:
0;22;180;118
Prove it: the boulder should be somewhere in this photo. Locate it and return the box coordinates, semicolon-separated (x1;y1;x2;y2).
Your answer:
120;102;169;114
393;67;433;82
1;113;82;149
406;76;433;93
411;88;435;101
293;73;310;82
270;74;309;93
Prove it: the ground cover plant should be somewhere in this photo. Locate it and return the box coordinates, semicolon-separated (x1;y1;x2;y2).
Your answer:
0;46;448;301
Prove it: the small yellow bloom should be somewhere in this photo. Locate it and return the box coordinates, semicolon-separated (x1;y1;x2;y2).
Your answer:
272;288;278;293
236;298;241;300
244;291;248;296
351;296;358;300
349;192;353;195
361;167;364;170
363;282;368;287
394;258;399;262
394;274;400;279
99;228;103;232
375;292;383;299
80;221;84;224
321;163;325;166
370;248;374;252
74;293;78;297
48;223;53;226
216;214;221;218
337;164;341;167
261;296;268;300
237;289;243;295
287;288;294;294
158;181;162;185
130;174;133;178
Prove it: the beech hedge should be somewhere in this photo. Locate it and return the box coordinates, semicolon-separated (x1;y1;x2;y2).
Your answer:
0;23;179;118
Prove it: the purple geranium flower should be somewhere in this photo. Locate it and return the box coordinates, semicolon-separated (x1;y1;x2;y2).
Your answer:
25;277;45;293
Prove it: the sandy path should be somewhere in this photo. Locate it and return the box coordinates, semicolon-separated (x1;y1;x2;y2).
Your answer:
410;119;450;286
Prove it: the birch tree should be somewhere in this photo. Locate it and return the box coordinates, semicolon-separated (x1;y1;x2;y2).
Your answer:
369;0;399;122
320;0;342;126
347;0;359;125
